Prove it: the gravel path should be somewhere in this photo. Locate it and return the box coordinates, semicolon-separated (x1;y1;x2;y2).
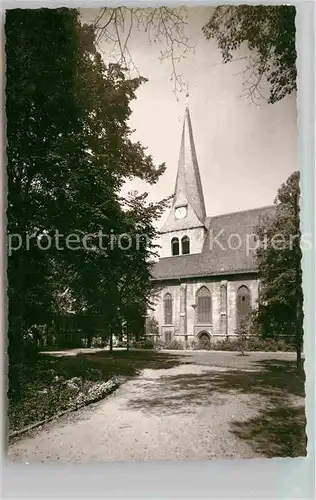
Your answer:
8;351;304;463
8;364;265;463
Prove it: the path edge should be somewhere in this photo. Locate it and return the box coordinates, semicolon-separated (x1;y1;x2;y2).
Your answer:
8;377;122;440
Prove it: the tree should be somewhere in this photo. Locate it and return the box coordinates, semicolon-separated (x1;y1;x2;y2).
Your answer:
6;8;81;367
6;8;167;393
92;7;192;94
203;5;296;104
92;6;296;103
255;171;303;369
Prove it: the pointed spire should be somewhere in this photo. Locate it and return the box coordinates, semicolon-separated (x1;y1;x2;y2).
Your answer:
173;105;206;224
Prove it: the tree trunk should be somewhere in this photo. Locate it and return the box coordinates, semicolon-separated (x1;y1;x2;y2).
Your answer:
8;309;24;401
126;331;130;351
296;339;302;370
109;331;113;351
87;334;92;348
295;302;303;371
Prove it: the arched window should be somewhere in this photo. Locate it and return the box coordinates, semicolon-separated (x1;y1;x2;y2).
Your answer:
220;284;227;314
220;284;228;336
163;293;173;324
181;236;190;255
196;286;212;324
171;237;179;256
236;285;251;328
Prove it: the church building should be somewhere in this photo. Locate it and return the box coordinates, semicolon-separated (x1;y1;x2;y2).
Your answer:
147;103;275;347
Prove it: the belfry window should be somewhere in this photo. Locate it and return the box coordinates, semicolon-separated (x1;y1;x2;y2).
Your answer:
171;237;179;256
196;286;212;324
163;293;173;324
181;236;190;255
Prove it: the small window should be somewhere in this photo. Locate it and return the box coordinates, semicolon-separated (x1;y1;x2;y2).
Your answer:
181;236;190;254
171;237;179;256
164;293;173;324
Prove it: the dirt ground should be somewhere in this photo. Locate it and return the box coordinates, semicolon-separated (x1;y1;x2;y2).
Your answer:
8;350;306;463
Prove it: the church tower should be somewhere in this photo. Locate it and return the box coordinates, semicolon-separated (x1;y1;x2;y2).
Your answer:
160;103;207;258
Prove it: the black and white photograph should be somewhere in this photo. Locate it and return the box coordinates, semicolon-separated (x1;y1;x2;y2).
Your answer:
5;5;307;463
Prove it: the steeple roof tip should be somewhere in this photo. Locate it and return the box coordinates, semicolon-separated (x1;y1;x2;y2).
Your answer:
173;105;206;224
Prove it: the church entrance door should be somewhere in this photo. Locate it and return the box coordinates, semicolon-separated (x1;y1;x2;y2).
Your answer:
197;331;211;350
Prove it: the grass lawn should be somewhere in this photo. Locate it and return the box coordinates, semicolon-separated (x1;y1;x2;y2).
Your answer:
8;349;182;433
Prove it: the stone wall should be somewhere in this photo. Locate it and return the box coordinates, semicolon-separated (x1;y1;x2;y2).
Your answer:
146;275;259;344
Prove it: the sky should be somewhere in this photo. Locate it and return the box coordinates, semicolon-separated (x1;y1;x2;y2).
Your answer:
82;7;298;226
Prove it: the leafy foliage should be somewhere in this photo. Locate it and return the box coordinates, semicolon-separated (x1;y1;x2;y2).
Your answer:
255;172;303;365
6;8;168;394
192;336;295;353
146;316;159;335
161;339;184;350
203;5;296;104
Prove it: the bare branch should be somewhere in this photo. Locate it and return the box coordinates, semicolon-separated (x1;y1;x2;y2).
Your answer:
92;7;193;96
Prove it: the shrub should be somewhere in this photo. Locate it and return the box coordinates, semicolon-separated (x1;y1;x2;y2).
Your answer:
116;340;127;348
146;316;159;335
163;339;184;350
189;334;295;352
187;340;195;350
91;336;107;348
155;339;184;350
132;335;295;352
209;336;295;352
197;338;212;350
130;338;154;349
155;339;165;349
143;338;155;349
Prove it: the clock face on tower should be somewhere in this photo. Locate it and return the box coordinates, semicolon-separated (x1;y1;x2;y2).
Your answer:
175;206;187;219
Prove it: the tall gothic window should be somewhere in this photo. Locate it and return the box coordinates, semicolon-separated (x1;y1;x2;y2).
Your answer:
220;284;227;313
181;236;190;255
236;285;251;328
163;293;173;324
171;237;179;256
196;286;212;324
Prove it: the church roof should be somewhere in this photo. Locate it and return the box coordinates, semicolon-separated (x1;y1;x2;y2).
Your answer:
160;106;206;232
151;205;276;280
